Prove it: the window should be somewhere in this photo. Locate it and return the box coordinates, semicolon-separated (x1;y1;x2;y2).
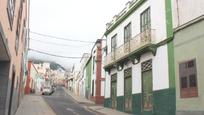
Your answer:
15;16;20;55
140;8;151;32
179;59;198;98
15;0;23;55
22;19;26;42
124;23;132;43
7;0;16;29
111;34;117;52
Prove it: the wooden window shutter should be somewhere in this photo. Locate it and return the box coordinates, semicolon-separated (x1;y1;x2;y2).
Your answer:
179;59;198;98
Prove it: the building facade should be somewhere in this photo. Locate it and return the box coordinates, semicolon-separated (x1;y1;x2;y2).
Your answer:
172;0;204;115
76;53;90;97
25;60;38;94
103;0;175;114
89;39;105;104
84;57;92;99
0;0;28;115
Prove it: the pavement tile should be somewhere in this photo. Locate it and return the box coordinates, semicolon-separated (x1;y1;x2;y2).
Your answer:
15;95;56;115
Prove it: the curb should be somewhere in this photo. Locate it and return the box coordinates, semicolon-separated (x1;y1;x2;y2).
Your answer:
62;87;105;115
62;87;82;103
85;106;106;115
62;87;93;104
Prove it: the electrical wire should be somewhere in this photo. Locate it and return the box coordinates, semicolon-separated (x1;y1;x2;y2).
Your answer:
30;31;95;43
29;48;90;59
30;38;88;47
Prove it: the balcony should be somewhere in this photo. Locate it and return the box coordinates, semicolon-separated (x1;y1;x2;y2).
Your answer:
104;29;156;69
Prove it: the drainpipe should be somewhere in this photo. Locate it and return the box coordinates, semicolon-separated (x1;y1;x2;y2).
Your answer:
176;0;180;26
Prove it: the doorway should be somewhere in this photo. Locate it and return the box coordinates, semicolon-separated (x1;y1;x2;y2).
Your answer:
124;68;132;112
141;60;153;113
0;61;10;114
111;74;117;109
8;67;15;115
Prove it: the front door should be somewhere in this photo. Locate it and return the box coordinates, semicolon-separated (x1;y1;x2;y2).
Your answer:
124;68;132;112
124;77;132;112
142;60;153;114
111;74;117;109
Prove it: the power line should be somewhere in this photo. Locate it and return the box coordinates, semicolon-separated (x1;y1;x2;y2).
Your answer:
29;48;90;59
30;31;95;43
30;38;88;47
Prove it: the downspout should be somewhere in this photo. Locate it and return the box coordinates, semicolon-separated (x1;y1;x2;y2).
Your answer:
176;0;180;26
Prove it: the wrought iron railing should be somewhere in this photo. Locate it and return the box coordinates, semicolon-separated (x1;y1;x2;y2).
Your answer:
105;29;156;66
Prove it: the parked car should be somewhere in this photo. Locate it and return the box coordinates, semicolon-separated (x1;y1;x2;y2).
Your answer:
42;86;54;95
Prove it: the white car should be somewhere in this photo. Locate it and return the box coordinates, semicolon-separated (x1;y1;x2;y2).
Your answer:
42;87;53;95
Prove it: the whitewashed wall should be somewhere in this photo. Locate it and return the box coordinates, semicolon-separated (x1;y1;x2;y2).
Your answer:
105;45;169;96
152;45;169;90
172;0;204;28
101;81;105;96
107;0;167;54
105;72;111;98
117;70;124;96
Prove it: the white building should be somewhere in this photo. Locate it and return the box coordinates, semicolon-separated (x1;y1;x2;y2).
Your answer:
86;39;106;104
73;53;90;96
104;0;175;114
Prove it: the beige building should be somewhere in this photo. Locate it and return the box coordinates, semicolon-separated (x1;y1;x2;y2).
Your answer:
0;0;28;115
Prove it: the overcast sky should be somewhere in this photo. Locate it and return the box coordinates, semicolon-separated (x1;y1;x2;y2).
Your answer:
29;0;129;69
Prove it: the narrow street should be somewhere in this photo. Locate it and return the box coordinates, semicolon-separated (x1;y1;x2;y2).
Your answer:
42;86;97;115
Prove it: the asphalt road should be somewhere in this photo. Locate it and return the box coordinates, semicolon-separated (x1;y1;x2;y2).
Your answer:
42;86;97;115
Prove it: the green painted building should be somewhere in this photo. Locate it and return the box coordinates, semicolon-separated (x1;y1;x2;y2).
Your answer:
172;0;204;114
84;57;92;99
103;0;176;115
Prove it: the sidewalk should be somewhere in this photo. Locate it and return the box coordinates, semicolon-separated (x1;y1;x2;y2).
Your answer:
15;95;56;115
63;87;130;115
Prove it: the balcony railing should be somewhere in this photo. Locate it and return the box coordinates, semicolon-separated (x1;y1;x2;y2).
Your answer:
105;29;156;66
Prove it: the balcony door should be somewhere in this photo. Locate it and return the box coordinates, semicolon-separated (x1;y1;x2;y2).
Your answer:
140;8;151;32
124;23;132;53
140;8;151;43
111;34;117;60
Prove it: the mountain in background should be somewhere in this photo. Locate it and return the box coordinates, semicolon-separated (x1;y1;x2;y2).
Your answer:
32;59;66;70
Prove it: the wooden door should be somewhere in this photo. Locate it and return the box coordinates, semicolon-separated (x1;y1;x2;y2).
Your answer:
124;68;132;112
111;81;117;109
141;60;153;114
124;77;132;112
142;70;153;111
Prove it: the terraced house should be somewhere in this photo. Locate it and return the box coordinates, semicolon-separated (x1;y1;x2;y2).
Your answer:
172;0;204;115
103;0;175;114
84;39;105;104
0;0;28;115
